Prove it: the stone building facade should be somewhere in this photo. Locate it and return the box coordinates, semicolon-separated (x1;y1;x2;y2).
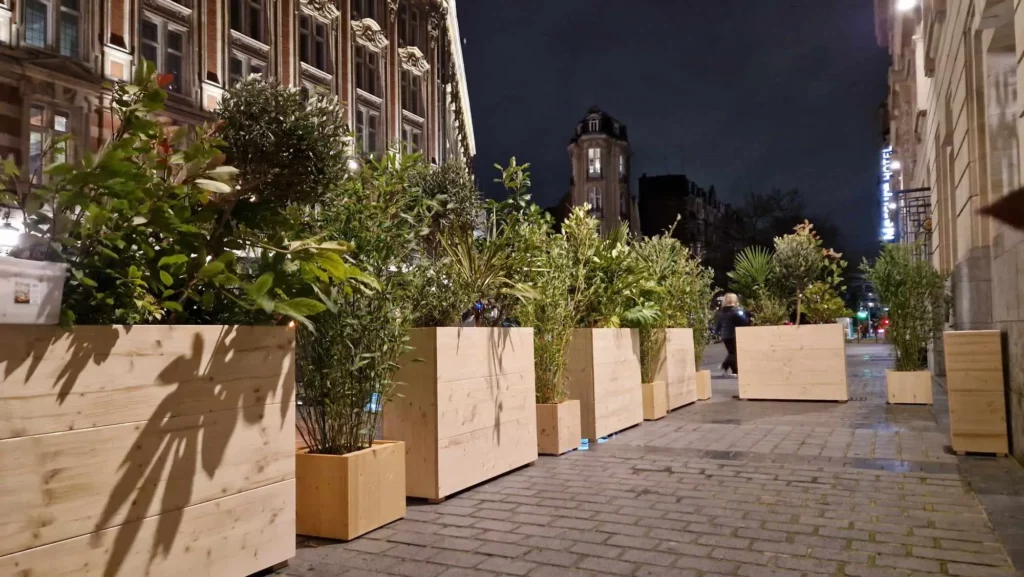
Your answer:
564;106;639;235
876;0;1024;461
0;0;474;177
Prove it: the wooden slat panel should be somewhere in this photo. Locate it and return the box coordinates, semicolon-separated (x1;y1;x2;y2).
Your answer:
384;328;439;500
436;372;535;439
944;330;1009;454
886;370;934;405
0;325;295;440
0;401;293;557
434;327;534;382
437;414;537;497
0;479;295;577
565;330;596;438
536;401;581;456
736;325;848;401
662;328;697;410
591;329;643;439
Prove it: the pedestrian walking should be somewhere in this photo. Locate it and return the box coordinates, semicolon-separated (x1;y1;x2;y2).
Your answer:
714;293;750;378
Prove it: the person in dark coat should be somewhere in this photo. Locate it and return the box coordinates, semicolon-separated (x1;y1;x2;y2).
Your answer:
714;293;750;377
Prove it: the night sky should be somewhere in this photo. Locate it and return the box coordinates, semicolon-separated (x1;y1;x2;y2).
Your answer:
456;1;891;261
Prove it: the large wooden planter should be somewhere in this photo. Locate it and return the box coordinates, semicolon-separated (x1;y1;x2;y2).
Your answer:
736;324;848;401
696;370;712;400
944;330;1009;456
565;328;643;441
886;370;933;405
536;401;581;456
642;381;668;420
384;327;537;501
296;441;405;540
0;325;296;577
649;328;698;410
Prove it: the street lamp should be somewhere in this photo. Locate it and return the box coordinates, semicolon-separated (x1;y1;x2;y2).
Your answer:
896;0;918;11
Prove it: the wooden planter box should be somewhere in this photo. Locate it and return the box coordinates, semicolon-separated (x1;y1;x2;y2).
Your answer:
696;370;712;401
296;441;405;540
0;325;296;577
886;370;933;405
649;328;698;410
384;327;537;501
944;330;1009;456
642;381;668;420
565;328;643;441
736;324;848;401
536;401;581;456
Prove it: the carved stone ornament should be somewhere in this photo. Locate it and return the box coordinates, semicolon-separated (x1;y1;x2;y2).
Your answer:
143;0;192;25
427;3;448;47
399;46;430;74
388;0;399;21
302;0;340;19
352;18;389;50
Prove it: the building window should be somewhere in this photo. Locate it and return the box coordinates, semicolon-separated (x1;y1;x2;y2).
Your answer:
401;71;423;117
24;0;80;58
28;104;71;183
141;16;186;94
351;0;376;20
587;147;602;178
355;105;379;155
298;14;328;72
620;193;628;215
588;117;599;132
398;4;420;48
403;124;422;155
618;154;626;180
230;0;263;42
229;53;266;85
587;186;603;215
355;45;380;97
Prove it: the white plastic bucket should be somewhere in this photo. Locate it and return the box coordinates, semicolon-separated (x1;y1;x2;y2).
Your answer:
0;256;68;325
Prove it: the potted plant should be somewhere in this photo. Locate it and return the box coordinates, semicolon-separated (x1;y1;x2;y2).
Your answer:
562;208;649;442
383;160;538;502
863;243;947;404
0;68;364;576
731;222;850;401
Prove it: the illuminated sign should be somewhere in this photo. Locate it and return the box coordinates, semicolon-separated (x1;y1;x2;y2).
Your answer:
880;146;896;242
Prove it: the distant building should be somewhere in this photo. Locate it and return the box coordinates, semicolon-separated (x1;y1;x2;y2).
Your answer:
559;106;639;235
638;173;744;285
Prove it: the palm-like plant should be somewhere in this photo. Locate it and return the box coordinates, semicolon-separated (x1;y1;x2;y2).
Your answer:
727;246;773;302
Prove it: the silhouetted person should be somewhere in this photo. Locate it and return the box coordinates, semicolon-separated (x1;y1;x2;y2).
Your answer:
715;293;750;377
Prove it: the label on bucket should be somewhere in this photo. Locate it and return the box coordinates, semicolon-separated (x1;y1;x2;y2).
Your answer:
13;281;38;304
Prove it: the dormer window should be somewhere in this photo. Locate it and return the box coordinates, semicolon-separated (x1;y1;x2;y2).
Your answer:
588;117;600;132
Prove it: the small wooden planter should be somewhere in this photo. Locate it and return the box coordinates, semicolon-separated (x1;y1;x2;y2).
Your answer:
736;324;848;401
944;330;1009;456
536;400;582;455
384;327;538;501
642;381;668;420
886;370;933;404
649;328;698;410
696;370;712;400
565;328;644;441
0;325;296;577
296;441;406;541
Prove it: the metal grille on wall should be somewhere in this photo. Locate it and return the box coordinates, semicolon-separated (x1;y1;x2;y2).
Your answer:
896;188;932;261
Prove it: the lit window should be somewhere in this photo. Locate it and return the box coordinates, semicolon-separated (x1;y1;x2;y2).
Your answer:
351;0;376;20
401;71;423;117
355;105;380;155
28;104;71;183
587;186;603;214
229;53;265;85
399;4;420;48
587;147;602;178
141;16;186;94
355;45;380;97
619;154;626;179
230;0;263;42
298;14;329;72
403;124;422;155
24;0;81;58
588;117;599;132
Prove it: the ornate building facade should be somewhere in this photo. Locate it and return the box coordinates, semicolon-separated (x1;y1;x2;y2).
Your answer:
876;0;1024;463
563;106;639;235
0;0;475;175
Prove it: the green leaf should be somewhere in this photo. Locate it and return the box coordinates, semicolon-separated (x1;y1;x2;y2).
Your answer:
197;261;225;279
274;298;327;317
162;301;184;312
249;272;274;299
195;178;233;194
159;270;174;286
158;254;189;268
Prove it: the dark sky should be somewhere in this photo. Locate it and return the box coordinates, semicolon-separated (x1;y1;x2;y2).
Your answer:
456;0;890;261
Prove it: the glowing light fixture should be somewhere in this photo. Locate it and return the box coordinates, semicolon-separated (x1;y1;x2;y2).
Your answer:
896;0;918;11
0;221;20;252
891;160;902;171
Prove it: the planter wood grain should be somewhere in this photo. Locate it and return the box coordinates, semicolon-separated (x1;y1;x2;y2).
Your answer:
944;330;1009;456
642;381;668;420
0;325;296;577
536;401;582;456
650;328;698;410
696;370;712;400
565;328;643;441
886;370;933;405
296;441;406;540
384;327;538;501
736;324;848;401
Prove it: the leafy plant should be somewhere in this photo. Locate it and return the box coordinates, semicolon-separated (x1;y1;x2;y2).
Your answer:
749;289;790;326
771;220;845;325
2;63;368;329
862;243;948;371
727;245;773;302
802;281;853;324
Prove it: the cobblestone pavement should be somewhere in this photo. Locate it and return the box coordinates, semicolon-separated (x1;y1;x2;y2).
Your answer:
279;343;1024;577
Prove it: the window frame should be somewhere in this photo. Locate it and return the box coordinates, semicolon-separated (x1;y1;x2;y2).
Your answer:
140;13;188;94
402;123;423;156
354;44;381;98
26;103;72;184
618;153;627;180
398;3;420;48
588;117;600;132
351;0;376;21
229;51;266;85
355;103;380;156
587;186;603;215
22;0;83;59
298;12;330;73
230;0;264;42
401;70;424;118
587;147;602;178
